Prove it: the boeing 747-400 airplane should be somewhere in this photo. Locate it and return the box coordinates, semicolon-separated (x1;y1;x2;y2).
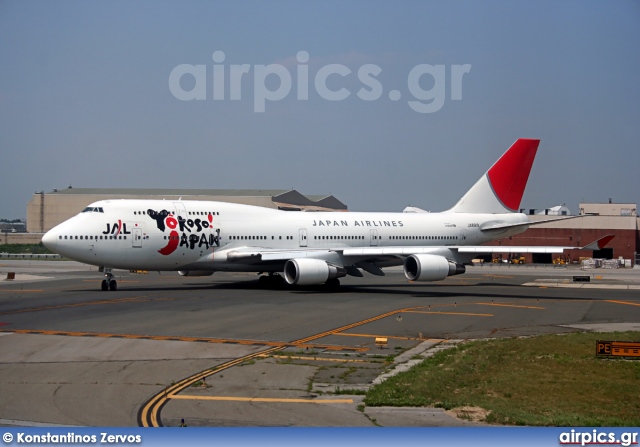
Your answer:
42;139;612;290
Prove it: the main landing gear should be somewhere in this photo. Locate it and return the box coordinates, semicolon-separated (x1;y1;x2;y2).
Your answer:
258;273;285;289
101;268;117;291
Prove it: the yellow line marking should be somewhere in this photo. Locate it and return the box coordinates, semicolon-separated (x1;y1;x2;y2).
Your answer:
402;310;493;317
0;329;366;352
168;394;353;404
140;346;283;427
0;295;173;315
606;300;640;307
140;304;443;427
475;302;545;310
482;274;513;278
333;333;422;341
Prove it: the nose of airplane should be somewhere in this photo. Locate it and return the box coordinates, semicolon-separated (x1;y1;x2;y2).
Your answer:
41;229;58;252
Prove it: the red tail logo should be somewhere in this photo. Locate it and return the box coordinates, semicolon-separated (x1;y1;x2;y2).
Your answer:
487;139;539;212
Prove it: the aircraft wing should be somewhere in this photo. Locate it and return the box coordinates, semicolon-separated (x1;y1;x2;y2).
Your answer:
225;234;614;263
480;215;587;232
221;235;614;276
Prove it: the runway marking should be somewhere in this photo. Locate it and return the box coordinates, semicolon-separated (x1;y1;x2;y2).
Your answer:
402;310;493;317
606;300;640;307
474;302;545;310
0;328;366;352
139;346;284;427
139;304;437;427
168;394;353;404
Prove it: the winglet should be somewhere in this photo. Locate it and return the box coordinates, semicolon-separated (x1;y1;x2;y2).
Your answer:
580;235;615;250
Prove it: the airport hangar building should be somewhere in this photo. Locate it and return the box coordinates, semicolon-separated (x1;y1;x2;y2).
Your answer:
490;202;639;265
25;188;348;235
19;189;640;266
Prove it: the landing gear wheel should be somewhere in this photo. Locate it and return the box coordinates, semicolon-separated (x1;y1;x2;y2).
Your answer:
102;268;117;291
258;274;285;289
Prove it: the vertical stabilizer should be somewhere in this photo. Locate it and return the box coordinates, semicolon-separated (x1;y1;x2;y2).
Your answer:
449;139;539;214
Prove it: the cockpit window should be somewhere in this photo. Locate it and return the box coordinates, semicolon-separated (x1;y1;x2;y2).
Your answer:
82;207;104;213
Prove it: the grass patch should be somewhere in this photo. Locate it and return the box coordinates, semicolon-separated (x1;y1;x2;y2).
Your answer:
364;331;640;426
0;243;53;254
334;387;367;395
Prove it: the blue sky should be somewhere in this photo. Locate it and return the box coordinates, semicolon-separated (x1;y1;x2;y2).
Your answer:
1;0;638;219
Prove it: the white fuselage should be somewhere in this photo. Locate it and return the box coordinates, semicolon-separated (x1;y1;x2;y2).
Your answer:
43;199;528;272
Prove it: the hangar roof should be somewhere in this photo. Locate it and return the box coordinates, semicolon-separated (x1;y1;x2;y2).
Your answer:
45;188;347;210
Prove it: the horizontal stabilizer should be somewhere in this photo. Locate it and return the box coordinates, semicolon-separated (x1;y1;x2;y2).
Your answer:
580;234;615;250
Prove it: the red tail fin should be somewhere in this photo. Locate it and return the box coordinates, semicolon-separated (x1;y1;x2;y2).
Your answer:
487;139;539;212
450;139;540;214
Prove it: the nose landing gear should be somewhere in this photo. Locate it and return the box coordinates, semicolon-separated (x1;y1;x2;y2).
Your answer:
101;269;117;291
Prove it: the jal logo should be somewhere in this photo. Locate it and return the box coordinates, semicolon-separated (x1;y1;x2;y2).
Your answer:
147;209;219;256
102;220;132;236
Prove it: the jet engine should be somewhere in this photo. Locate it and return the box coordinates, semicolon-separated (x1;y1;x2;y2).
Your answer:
403;254;465;282
283;258;346;285
178;270;214;277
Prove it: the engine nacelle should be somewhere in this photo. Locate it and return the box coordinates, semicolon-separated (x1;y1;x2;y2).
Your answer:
404;254;466;282
178;270;214;277
283;258;346;285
